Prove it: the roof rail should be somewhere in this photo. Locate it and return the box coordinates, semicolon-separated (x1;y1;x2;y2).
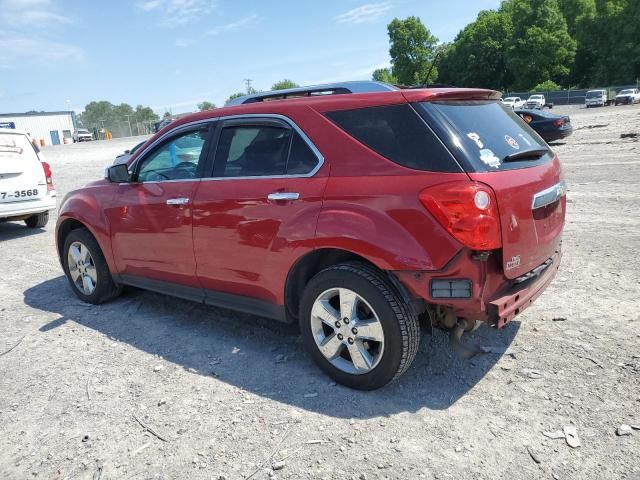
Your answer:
225;81;398;106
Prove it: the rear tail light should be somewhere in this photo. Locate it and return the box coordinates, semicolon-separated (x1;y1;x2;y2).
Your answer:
419;181;502;250
554;118;564;127
41;161;54;191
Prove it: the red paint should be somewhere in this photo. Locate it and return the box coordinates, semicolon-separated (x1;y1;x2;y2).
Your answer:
56;87;565;326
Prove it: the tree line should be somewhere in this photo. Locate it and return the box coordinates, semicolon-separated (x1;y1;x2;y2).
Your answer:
374;0;639;91
78;101;159;133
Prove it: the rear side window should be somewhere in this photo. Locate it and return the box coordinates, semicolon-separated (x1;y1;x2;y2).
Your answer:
416;101;551;172
214;126;289;177
212;123;320;177
325;104;461;172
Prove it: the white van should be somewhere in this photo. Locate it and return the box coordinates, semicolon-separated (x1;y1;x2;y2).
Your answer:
0;128;56;228
585;89;607;107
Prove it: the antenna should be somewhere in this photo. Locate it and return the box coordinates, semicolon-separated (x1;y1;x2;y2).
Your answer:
423;51;441;86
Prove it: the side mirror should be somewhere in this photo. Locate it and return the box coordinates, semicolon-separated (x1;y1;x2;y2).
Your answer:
105;163;131;183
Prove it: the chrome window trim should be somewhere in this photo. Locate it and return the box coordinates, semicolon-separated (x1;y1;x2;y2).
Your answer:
129;114;324;183
531;180;567;210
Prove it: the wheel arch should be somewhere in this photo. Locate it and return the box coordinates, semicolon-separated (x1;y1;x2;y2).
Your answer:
284;247;422;323
56;215;116;275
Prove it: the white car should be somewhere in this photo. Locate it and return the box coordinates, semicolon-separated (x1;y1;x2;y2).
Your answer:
614;88;640;105
72;128;93;142
0;128;56;228
503;96;525;109
525;94;547;109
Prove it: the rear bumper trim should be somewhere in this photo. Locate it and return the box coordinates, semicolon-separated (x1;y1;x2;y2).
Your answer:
488;249;562;328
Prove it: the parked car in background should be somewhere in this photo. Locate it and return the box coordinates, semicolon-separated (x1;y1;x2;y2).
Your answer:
585;89;608;107
1;128;56;228
113;140;146;165
57;82;566;390
72;129;93;142
614;88;640;105
514;109;573;143
503;97;526;109
525;94;553;109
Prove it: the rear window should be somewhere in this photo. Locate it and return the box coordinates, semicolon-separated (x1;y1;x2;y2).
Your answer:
325;104;461;173
0;133;39;161
416;101;552;172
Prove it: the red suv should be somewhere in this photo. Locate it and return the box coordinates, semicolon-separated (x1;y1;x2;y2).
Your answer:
56;82;566;390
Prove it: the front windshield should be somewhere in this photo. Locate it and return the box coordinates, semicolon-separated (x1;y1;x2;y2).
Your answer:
586;91;602;98
619;89;633;95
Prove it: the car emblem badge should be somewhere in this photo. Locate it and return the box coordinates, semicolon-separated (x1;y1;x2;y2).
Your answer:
505;135;520;150
506;255;521;270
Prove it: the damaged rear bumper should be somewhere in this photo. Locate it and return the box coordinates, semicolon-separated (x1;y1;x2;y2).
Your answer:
487;249;561;328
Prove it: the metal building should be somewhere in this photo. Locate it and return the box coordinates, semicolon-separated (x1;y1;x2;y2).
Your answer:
0;111;75;146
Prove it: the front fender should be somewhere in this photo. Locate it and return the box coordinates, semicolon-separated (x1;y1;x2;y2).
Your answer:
56;183;116;273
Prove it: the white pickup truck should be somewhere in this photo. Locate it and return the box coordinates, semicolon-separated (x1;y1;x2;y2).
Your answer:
525;94;553;109
614;88;640;105
503;97;526;109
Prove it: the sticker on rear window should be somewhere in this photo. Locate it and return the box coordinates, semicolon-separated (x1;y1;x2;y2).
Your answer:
518;133;532;146
479;148;501;168
505;135;520;150
467;132;484;149
0;137;23;154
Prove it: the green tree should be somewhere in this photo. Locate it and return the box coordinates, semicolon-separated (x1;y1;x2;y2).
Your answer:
77;101;117;129
505;0;577;89
387;17;439;85
437;10;513;89
163;111;172;119
197;101;216;111
134;105;159;124
225;92;246;104
372;67;398;84
271;79;299;90
532;80;562;91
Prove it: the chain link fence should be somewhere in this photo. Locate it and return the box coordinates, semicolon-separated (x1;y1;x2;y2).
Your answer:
505;83;640;106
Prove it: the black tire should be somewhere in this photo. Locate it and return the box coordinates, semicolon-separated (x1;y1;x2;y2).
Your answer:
299;262;420;390
62;228;122;304
24;211;49;228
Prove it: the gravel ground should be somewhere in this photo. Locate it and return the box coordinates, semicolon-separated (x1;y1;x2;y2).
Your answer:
1;105;639;480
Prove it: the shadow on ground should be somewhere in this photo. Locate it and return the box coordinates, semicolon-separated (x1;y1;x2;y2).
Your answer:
0;222;47;240
25;276;520;418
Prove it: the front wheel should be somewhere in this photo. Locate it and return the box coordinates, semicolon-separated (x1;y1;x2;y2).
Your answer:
299;262;421;390
62;228;122;304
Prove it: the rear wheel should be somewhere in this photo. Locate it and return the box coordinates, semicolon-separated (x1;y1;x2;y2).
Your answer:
62;228;122;304
24;212;49;228
299;262;420;390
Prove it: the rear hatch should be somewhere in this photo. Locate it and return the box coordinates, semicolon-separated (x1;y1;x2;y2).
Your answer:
411;95;566;279
0;131;48;205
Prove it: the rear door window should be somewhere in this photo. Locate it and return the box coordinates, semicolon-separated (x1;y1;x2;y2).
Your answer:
416;101;552;172
325;104;462;173
211;119;320;177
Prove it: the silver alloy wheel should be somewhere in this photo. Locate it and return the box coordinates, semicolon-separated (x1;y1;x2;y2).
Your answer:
67;241;98;295
310;288;385;375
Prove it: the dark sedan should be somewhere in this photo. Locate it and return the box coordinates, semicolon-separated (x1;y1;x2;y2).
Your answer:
514;109;573;142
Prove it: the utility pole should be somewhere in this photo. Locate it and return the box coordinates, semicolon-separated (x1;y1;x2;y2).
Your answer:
244;78;253;93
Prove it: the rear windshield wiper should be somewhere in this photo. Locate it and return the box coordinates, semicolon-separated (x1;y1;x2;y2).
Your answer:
503;148;549;162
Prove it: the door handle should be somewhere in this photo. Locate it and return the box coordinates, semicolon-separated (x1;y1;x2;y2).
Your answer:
267;192;300;202
166;197;190;206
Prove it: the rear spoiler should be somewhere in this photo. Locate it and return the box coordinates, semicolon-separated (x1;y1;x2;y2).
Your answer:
401;88;501;103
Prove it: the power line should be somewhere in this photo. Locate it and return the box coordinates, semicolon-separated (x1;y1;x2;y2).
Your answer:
244;78;253;93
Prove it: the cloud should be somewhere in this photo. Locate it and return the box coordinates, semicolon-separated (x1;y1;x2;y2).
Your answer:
0;0;82;66
0;35;83;64
335;2;392;24
137;0;217;25
175;38;191;47
0;0;72;26
206;14;259;36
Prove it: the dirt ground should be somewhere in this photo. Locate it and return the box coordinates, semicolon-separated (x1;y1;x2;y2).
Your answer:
1;105;639;480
